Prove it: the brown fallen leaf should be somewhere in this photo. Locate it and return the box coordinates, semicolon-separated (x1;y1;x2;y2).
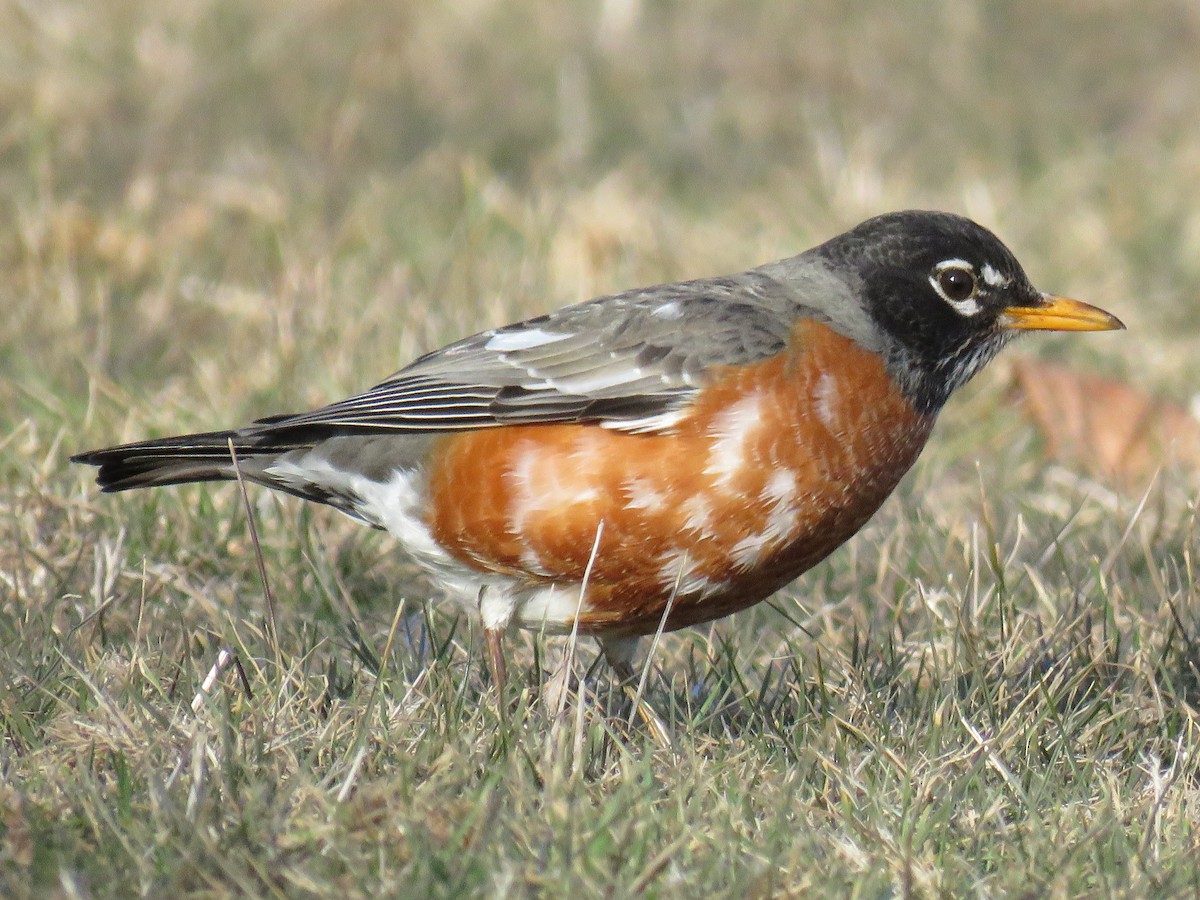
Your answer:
1010;358;1200;484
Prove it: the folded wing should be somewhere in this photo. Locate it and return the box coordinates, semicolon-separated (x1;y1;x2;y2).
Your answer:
253;273;796;437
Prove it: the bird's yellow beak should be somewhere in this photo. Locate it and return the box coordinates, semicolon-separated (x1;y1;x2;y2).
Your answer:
999;293;1126;332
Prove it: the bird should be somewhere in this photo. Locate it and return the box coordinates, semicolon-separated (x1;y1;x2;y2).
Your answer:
72;210;1124;688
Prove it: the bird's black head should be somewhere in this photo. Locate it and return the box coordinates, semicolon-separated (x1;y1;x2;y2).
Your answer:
817;210;1123;414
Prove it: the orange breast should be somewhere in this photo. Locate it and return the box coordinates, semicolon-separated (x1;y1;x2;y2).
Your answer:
424;320;934;636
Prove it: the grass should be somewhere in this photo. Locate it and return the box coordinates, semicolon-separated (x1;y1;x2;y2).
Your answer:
3;0;1200;895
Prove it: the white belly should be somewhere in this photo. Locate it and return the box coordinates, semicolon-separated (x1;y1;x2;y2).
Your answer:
264;456;587;632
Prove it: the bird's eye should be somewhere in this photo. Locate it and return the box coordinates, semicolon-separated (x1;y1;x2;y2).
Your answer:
936;266;977;303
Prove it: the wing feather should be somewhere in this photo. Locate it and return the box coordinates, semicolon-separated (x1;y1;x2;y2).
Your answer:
252;272;799;437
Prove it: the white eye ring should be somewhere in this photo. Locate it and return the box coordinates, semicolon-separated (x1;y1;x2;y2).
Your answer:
930;259;981;316
980;263;1010;289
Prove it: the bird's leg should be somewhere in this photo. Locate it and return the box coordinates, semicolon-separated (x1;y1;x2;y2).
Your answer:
599;635;671;746
484;627;508;691
478;587;516;712
598;635;641;683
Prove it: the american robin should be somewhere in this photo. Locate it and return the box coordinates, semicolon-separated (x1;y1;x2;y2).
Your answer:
73;210;1123;686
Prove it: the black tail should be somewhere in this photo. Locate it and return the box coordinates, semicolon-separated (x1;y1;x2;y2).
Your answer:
71;430;314;493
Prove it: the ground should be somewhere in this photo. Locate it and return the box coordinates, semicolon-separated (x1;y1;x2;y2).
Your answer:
2;1;1200;896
